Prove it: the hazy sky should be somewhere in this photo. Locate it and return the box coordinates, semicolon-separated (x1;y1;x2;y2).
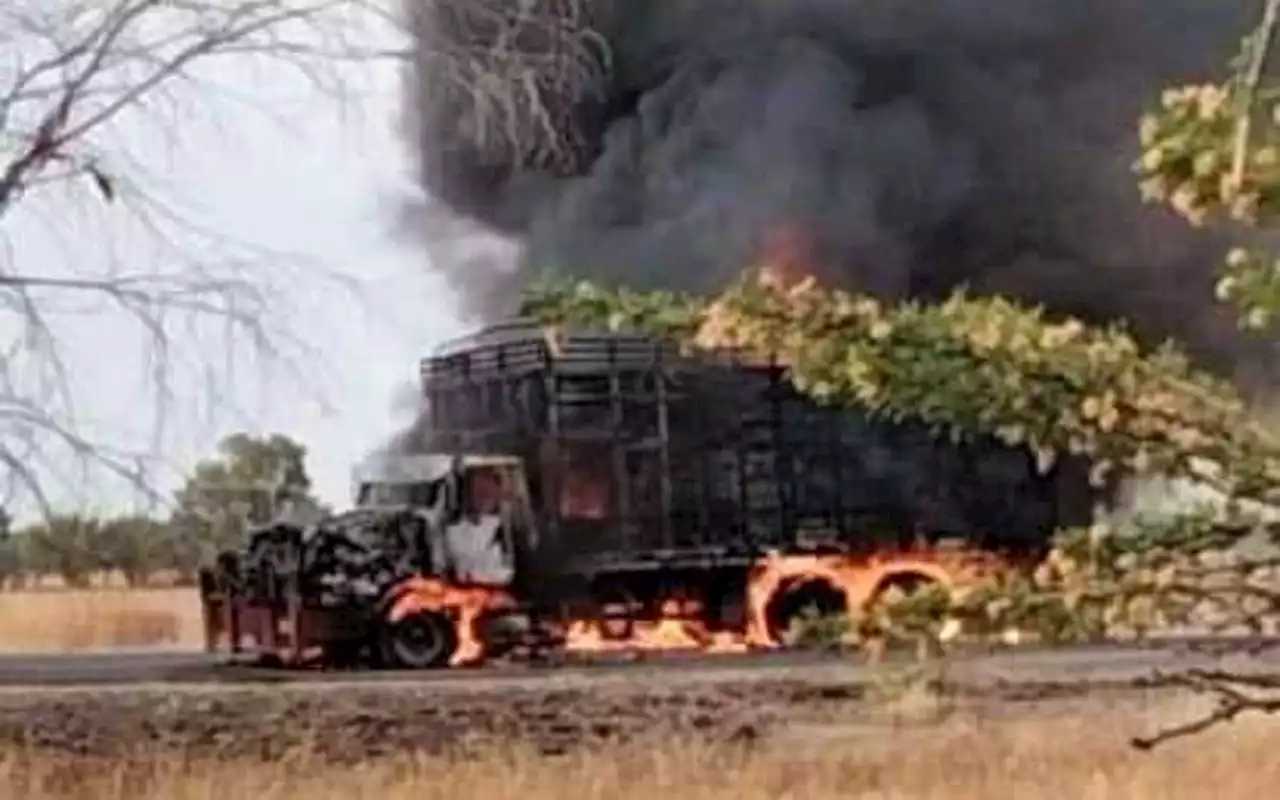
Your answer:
3;9;473;517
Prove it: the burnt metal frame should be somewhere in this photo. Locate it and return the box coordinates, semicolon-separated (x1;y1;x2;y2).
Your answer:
418;319;1068;574
420;322;819;566
420;320;710;570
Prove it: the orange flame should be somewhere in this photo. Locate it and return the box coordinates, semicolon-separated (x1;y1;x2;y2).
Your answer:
562;596;749;657
559;471;609;519
551;443;611;520
383;546;1011;665
694;224;823;359
385;576;517;667
754;224;820;291
557;548;1006;659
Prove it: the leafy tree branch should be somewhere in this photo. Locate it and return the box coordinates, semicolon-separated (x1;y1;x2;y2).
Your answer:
522;269;1280;745
1136;0;1280;329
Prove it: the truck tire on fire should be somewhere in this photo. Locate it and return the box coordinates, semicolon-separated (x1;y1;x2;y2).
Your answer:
589;584;642;641
379;611;458;669
866;573;940;612
763;576;849;645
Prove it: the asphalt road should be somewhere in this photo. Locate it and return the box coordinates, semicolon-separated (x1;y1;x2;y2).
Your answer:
0;636;1277;690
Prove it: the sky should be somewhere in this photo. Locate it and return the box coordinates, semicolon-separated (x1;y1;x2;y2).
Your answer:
2;6;473;518
1;2;1251;525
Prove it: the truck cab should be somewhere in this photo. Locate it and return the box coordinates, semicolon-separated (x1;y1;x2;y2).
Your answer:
349;451;537;588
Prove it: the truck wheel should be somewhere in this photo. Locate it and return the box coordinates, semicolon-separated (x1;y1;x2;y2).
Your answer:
379;611;458;669
593;586;639;641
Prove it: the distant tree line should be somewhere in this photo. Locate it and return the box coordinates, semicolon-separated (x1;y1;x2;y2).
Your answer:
0;433;330;590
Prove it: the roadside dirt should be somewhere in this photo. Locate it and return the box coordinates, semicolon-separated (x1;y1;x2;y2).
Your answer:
0;673;1175;762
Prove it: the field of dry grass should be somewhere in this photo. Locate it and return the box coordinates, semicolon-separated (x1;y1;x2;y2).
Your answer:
0;586;204;651
0;580;1274;798
0;702;1275;800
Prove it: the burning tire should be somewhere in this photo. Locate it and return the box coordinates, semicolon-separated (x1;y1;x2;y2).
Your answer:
764;577;850;647
592;585;641;641
378;611;458;669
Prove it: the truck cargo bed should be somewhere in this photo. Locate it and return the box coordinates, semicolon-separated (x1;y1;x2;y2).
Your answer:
415;318;1090;570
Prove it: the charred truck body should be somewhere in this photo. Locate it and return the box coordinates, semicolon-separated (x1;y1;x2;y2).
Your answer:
199;319;1097;668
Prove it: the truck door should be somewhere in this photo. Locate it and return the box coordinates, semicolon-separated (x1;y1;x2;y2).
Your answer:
442;465;516;586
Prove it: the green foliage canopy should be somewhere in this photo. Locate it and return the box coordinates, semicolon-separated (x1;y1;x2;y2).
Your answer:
169;433;322;566
9;512;190;588
1136;0;1280;330
0;432;326;588
523;272;1280;503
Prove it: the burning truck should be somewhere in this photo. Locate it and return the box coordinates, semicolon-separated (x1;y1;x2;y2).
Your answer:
198;316;1103;669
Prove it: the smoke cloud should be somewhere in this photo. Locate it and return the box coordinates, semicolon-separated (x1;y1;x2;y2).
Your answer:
400;0;1274;387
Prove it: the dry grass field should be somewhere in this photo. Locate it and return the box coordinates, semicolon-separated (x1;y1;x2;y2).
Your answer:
0;702;1275;800
0;579;1276;798
0;585;204;651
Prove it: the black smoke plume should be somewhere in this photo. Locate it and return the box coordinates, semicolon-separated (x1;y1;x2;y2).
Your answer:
399;0;1274;387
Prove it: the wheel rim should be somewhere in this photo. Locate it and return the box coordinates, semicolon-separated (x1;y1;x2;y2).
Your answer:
388;613;452;668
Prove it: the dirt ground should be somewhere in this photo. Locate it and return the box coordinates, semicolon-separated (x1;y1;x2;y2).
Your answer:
0;671;1185;762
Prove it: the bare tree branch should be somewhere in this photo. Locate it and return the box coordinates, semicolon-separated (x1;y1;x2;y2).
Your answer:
407;0;613;175
1133;667;1280;749
0;0;400;518
1227;0;1280;196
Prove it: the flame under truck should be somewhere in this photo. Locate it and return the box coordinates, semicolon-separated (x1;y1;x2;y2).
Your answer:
198;318;1098;669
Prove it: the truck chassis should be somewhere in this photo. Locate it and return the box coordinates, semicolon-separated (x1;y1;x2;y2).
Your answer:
199;543;1015;669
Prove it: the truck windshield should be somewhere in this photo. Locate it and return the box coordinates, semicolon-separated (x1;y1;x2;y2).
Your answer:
357;481;440;508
